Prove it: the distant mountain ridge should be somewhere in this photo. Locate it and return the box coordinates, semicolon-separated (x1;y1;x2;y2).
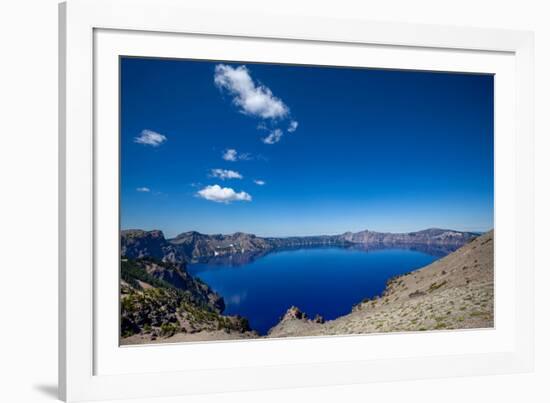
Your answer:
339;228;477;245
121;228;479;263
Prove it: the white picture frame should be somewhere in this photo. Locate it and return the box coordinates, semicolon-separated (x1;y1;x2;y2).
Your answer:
59;0;534;401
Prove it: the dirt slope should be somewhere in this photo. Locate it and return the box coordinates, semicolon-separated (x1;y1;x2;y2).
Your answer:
268;230;494;338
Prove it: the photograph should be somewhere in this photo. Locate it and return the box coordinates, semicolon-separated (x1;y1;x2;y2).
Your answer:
119;57;494;345
1;0;543;401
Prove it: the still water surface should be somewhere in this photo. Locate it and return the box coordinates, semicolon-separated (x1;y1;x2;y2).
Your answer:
189;246;441;335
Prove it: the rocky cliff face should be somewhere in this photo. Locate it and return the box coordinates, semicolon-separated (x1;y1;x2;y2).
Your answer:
121;228;478;264
120;257;253;344
135;257;224;311
338;228;477;246
121;229;183;263
169;231;273;260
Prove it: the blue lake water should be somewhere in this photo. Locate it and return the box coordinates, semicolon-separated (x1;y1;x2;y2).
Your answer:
189;247;440;335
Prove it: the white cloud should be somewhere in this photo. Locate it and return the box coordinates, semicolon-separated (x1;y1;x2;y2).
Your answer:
222;148;238;161
214;64;289;119
134;129;167;147
222;148;252;161
253;180;266;186
214;65;299;146
210;169;243;180
262;129;283;144
136;187;150;192
197;185;252;203
288;120;299;132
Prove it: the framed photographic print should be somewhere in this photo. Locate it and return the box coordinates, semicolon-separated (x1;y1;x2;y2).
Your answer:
59;0;534;401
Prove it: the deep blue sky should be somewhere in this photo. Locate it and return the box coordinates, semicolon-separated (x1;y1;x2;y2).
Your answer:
120;57;494;238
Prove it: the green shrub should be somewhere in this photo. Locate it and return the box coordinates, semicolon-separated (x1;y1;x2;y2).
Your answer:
428;280;447;292
160;322;178;337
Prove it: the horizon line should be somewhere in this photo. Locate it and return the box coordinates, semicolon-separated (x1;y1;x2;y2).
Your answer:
121;226;492;239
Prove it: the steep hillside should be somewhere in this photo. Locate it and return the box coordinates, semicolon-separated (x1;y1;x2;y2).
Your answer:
120;258;256;344
268;230;494;338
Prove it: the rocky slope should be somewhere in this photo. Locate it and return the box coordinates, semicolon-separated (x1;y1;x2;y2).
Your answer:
121;228;478;263
268;230;494;338
169;231;273;261
338;228;476;247
120;257;255;344
121;229;183;263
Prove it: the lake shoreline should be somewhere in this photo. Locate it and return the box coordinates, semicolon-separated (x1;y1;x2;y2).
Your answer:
120;229;493;344
188;246;439;335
